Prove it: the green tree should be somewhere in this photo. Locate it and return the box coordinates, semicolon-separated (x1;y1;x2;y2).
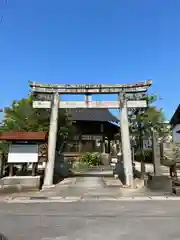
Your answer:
129;94;169;145
0;96;75;151
129;94;170;176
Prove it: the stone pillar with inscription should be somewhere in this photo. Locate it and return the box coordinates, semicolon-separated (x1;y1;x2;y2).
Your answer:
100;124;105;153
152;129;161;176
0;152;4;178
107;139;111;153
111;140;116;156
119;93;133;187
78;134;82;152
43;92;59;188
147;128;172;192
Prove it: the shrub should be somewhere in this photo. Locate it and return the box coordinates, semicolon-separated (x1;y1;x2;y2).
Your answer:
135;149;153;163
72;161;89;170
79;152;101;166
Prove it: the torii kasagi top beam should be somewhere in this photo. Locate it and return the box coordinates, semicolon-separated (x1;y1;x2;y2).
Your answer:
29;80;152;94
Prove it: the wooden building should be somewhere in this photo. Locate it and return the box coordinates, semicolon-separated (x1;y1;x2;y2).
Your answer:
64;108;120;153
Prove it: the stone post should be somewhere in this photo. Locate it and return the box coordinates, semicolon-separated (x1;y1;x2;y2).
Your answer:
32;163;37;176
107;139;111;153
120;93;133;186
152;129;161;176
111;140;116;156
100;124;105;153
0;152;4;178
9;164;14;176
78;134;82;152
43;92;59;188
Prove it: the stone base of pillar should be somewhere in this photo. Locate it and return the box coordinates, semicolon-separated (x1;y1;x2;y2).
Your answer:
146;175;172;192
100;153;110;165
41;184;55;190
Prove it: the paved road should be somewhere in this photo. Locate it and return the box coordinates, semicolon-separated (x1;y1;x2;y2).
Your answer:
1;200;180;239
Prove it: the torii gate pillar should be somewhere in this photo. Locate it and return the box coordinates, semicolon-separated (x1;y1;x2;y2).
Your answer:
43;92;59;188
120;94;133;186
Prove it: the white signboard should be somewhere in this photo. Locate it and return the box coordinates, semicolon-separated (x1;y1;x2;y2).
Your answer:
33;100;147;109
81;135;103;140
110;163;116;167
127;100;147;108
143;139;152;149
111;157;118;163
8;144;38;163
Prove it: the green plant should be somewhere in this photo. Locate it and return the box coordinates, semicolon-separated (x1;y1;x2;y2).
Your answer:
79;152;101;166
91;152;101;166
72;161;89;170
135;149;153;163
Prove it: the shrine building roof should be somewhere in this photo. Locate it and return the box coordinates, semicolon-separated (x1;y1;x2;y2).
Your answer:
68;108;119;123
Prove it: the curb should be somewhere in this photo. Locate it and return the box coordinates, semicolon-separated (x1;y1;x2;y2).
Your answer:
102;177;123;187
58;178;76;185
2;195;180;203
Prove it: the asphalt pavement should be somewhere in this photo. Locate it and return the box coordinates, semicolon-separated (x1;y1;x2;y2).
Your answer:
1;200;180;239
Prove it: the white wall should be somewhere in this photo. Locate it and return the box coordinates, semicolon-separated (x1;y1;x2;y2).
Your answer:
172;124;180;143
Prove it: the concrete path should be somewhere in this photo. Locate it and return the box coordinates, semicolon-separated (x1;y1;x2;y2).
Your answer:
56;169;122;199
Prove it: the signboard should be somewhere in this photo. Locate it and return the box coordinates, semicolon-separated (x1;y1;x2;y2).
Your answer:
73;135;103;140
33;100;147;109
127;100;147;108
143;139;152;149
33;93;53;101
111;157;118;163
110;163;116;167
81;135;103;141
8;144;38;163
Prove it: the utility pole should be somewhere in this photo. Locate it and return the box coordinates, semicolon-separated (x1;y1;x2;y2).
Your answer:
43;92;59;188
120;93;133;187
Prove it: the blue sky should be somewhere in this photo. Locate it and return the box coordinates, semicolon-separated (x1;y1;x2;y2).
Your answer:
0;0;180;121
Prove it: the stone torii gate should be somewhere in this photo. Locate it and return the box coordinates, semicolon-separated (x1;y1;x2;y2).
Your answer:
29;80;152;188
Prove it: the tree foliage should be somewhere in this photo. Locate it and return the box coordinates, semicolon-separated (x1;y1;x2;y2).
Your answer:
0;96;75;151
129;94;170;148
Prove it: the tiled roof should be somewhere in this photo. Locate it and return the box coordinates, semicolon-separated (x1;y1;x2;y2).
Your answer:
67;109;119;123
0;132;48;141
